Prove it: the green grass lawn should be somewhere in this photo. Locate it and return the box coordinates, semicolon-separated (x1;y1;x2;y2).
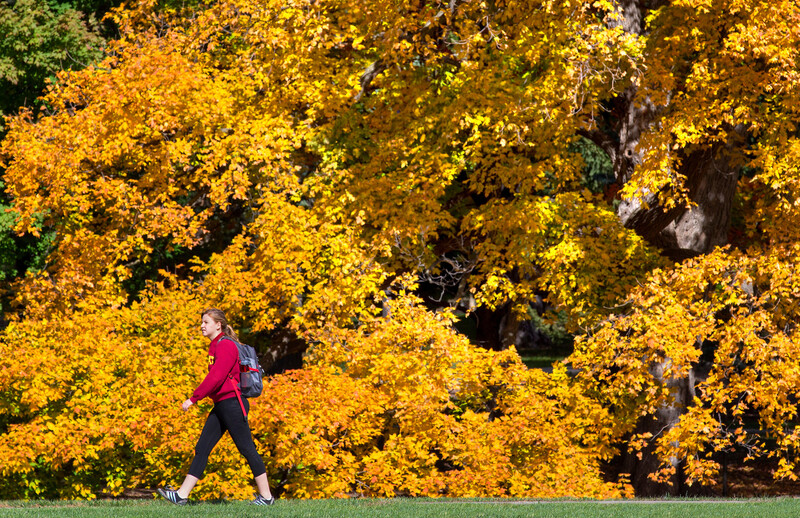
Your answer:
1;498;799;518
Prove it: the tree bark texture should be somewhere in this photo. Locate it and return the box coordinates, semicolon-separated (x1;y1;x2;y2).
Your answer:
606;0;738;495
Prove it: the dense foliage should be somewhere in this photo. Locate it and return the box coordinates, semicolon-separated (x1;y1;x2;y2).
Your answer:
0;0;105;120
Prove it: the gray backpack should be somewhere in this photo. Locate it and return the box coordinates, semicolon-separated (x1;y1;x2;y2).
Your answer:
235;341;264;398
224;338;264;399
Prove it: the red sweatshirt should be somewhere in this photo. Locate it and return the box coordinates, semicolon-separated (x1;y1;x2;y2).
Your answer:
190;334;240;404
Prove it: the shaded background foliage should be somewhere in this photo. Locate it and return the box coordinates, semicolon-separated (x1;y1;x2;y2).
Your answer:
0;0;110;314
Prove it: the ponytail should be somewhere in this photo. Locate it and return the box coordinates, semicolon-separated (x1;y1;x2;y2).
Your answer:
224;324;239;342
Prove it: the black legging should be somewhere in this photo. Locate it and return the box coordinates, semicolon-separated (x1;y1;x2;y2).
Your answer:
188;397;267;479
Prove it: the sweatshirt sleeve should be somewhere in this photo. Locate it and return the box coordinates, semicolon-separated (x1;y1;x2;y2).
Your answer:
190;338;238;403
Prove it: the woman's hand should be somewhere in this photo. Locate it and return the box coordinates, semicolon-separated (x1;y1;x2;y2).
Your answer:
182;399;194;412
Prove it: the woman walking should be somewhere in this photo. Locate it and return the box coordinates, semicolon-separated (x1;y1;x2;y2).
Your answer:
157;308;274;506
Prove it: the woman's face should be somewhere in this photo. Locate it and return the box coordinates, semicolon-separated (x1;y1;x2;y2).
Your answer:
201;314;223;340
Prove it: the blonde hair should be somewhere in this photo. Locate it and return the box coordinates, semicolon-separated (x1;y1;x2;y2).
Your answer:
202;308;239;342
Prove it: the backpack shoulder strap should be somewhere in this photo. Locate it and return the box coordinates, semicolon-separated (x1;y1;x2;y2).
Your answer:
228;377;248;422
220;337;248;421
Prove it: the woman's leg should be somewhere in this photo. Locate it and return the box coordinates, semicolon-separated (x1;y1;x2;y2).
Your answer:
217;398;272;498
176;474;199;499
254;473;273;499
183;406;226;496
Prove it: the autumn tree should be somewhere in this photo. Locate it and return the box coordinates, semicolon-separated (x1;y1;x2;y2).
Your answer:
0;0;113;316
568;0;800;494
0;0;105;119
2;0;800;499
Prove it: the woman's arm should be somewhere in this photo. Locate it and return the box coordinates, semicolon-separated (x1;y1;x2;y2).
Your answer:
189;338;239;403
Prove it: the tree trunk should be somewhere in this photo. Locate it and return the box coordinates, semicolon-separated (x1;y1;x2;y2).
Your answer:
598;0;739;495
623;363;698;496
603;0;738;259
617;144;740;259
473;305;507;351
